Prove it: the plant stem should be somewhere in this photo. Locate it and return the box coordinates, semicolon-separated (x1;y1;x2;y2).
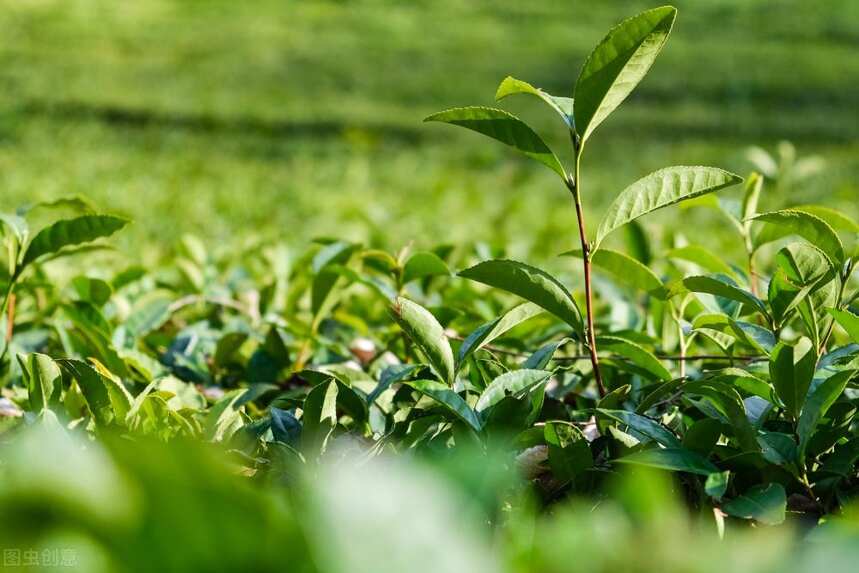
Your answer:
567;141;605;398
819;258;855;352
5;292;15;343
747;250;759;298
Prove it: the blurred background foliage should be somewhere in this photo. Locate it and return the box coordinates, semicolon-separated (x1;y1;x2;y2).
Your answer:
2;423;859;573
0;0;857;264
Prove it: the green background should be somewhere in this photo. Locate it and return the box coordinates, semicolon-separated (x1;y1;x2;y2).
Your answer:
1;0;857;260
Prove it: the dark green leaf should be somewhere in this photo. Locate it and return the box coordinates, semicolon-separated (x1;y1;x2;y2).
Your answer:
459;259;583;337
405;379;481;432
424;106;564;177
615;447;719;476
722;484;786;525
22;215;129;269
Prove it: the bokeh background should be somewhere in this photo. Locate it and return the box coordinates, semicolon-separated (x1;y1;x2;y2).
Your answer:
1;0;857;260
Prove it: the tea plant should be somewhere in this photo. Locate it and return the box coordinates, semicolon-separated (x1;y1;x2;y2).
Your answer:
426;6;743;396
1;6;858;570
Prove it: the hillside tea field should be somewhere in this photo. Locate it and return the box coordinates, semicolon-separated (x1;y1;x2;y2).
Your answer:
1;2;859;573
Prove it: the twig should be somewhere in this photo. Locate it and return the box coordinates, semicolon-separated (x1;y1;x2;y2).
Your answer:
567;134;605;397
449;335;763;363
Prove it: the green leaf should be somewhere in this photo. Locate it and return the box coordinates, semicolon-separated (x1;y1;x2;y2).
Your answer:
475;369;550;413
769;338;817;420
562;248;662;293
270;407;301;447
597;409;680;448
405;379;481;432
594;167;743;252
797;369;855;462
367;363;423;405
829;308;859;343
22;215;129;269
682;381;760;453
424;106;564;177
705;471;730;500
666;245;738;279
682;418;723;456
458;302;544;366
204;388;247;443
125;293;173;339
302;380;339;454
0;213;29;245
770;243;836;326
672;275;769;319
751;209;845;264
17;353;61;413
574;6;677;144
459;259;583;338
401;251;451;284
796;205;859;233
615;447;719;476
722;484;786;525
311;241;358;318
57;358;132;426
391;297;455;385
596;336;672;381
495;76;573;127
544;422;592;482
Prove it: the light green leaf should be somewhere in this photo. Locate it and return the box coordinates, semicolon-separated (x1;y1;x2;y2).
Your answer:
666;245;738;279
0;213;28;246
594;167;743;251
17;353;61;413
22;215;129;269
57;358;132;426
574;6;677;144
751;209;845;264
125;293;173;338
829;308;859;343
406;379;481;432
401;251;451;284
722;484;786;525
596;336;672;381
424;106;564;177
204;388;247;442
458;302;544;366
615;447;719;476
795;205;859;233
495;76;573;127
391;297;455;385
459;259;583;338
562;248;662;293
475;369;550;413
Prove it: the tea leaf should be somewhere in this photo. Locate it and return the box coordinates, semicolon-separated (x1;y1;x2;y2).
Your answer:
459;259;583;338
574;6;677;144
22;215;128;269
424;106;565;177
594;167;742;252
392;297;455;385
